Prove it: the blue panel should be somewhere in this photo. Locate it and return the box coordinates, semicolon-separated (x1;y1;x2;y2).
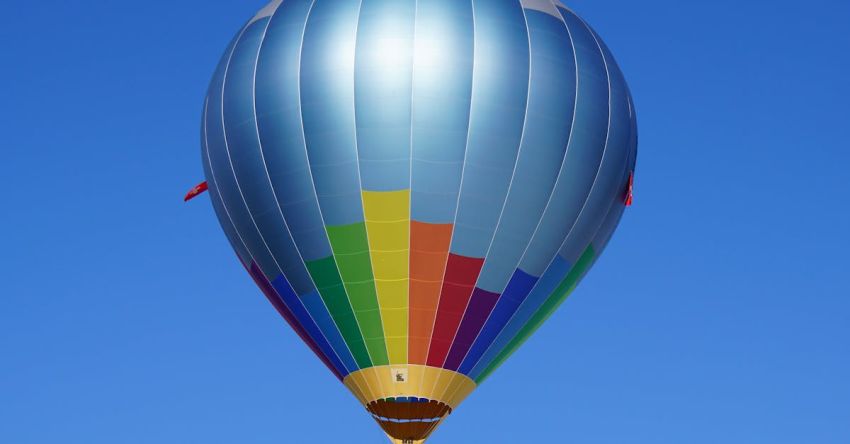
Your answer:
300;0;365;226
223;17;316;296
517;8;611;275
467;255;571;379
558;18;633;263
410;0;474;223
354;0;416;192
205;21;283;282
271;276;353;376
295;286;361;372
449;0;530;258
475;8;576;292
457;268;538;374
255;0;334;262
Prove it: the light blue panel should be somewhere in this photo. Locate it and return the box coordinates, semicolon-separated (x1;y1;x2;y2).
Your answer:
586;84;637;259
558;21;633;264
205;21;283;282
255;0;334;262
203;29;252;267
467;254;572;380
517;8;611;275
203;117;251;267
412;177;463;223
449;0;530;257
475;8;576;292
410;0;474;223
354;0;415;192
223;17;316;296
300;0;365;227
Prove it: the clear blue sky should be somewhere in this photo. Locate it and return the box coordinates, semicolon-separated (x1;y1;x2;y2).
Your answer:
2;1;848;442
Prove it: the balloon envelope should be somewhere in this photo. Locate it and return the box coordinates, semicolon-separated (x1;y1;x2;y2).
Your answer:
201;0;637;441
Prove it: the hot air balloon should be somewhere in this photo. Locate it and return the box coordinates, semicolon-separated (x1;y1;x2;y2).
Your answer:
197;0;637;441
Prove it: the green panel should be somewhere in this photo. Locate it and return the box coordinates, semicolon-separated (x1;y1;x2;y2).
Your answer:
475;245;597;384
306;255;345;290
326;223;389;366
366;338;390;358
305;256;373;368
355;309;385;339
347;281;380;307
336;252;374;281
326;223;370;253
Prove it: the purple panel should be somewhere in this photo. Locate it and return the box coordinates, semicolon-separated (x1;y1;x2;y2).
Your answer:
443;287;500;370
457;268;539;374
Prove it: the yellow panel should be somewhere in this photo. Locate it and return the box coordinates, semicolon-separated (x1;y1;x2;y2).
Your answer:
375;280;409;309
361;366;390;401
346;371;370;404
372;251;409;279
380;310;407;336
362;190;411;365
384;337;407;365
343;365;477;409
407;365;426;395
346;375;368;405
446;374;477;407
430;370;454;403
367;221;409;251
363;190;410;220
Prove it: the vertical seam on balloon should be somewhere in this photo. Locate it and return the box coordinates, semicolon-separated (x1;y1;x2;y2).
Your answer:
349;0;394;387
469;10;614;381
452;0;576;375
417;0;476;401
294;0;378;399
202;26;342;378
251;2;359;376
437;0;536;370
405;0;420;366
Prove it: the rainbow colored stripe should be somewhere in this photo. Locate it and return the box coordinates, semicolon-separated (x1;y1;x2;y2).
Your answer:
200;0;637;419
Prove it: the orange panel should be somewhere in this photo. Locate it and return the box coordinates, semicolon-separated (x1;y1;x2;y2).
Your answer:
410;221;452;252
409;281;442;310
410;250;449;281
408;222;453;364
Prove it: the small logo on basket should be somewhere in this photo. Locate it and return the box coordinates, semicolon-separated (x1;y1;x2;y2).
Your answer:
391;368;408;383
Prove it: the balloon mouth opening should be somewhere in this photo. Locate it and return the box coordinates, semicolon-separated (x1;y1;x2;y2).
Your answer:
367;398;451;442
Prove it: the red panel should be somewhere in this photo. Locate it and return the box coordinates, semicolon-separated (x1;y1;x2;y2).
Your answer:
426;254;484;367
443;253;484;285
